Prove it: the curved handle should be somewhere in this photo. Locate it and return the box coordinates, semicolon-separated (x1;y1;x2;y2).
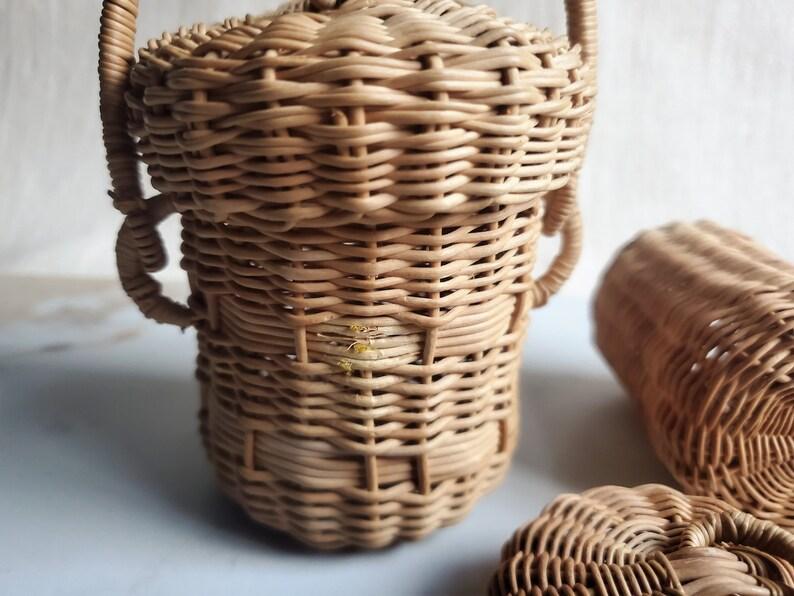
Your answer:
99;0;155;256
99;1;167;273
100;0;196;327
531;207;582;309
530;0;596;308
116;195;196;328
564;0;598;76
99;0;142;210
532;172;584;309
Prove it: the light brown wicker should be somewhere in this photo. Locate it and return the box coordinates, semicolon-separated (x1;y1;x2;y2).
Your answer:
595;222;794;534
490;484;794;596
99;0;597;549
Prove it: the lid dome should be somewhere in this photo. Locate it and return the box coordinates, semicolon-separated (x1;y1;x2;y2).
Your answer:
125;0;596;224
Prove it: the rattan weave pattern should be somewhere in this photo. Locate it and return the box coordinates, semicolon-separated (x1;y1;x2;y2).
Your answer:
490;484;794;596
99;0;596;549
595;222;794;533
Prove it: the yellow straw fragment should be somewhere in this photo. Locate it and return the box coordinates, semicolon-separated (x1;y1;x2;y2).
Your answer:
337;359;354;375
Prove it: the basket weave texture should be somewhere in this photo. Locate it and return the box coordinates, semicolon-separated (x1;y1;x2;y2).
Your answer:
595;222;794;533
490;484;794;596
99;0;596;549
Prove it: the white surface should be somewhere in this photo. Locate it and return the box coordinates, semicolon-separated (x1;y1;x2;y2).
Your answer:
1;0;793;293
0;277;673;596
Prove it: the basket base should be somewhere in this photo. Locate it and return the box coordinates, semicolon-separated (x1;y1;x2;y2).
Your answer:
197;365;520;550
219;449;513;550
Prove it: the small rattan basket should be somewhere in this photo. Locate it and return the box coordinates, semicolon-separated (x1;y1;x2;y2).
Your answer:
595;222;794;533
99;0;596;549
490;484;794;596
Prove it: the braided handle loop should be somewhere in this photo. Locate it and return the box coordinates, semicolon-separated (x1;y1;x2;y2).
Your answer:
532;207;582;309
116;195;196;328
530;0;596;308
100;0;196;327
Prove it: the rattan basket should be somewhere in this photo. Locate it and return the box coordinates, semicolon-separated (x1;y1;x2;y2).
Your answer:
595;222;794;533
490;484;794;596
99;0;597;549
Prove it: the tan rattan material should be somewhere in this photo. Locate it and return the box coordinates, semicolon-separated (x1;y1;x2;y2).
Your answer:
595;222;794;533
490;484;794;596
99;0;597;549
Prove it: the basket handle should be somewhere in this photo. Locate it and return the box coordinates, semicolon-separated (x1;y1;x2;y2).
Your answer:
530;0;596;308
98;0;146;237
116;195;196;328
99;0;196;328
564;0;598;75
532;205;583;309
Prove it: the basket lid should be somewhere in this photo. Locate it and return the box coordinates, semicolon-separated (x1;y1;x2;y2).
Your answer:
135;0;595;83
491;484;794;596
103;0;596;229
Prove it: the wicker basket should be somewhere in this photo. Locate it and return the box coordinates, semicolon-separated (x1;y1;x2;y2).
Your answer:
99;0;597;549
595;222;794;533
490;484;794;595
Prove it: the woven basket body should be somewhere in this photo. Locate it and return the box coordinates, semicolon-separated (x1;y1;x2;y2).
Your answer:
99;0;596;549
490;484;794;595
595;222;794;533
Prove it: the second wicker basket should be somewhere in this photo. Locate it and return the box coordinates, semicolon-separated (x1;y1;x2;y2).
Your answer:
595;221;794;533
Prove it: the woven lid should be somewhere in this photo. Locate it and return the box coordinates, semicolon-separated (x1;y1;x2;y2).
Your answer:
141;0;594;69
491;484;794;596
120;0;595;225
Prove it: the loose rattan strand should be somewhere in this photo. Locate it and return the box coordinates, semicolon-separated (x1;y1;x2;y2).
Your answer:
595;221;794;534
99;0;597;549
490;484;794;596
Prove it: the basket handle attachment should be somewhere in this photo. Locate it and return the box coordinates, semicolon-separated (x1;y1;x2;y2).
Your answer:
116;195;196;328
531;205;583;309
531;0;596;308
99;0;196;328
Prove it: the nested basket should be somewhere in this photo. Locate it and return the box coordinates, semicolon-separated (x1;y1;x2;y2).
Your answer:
490;484;794;595
99;0;596;549
595;222;794;533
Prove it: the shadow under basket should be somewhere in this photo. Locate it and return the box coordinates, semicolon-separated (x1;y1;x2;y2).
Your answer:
99;0;597;549
595;221;794;534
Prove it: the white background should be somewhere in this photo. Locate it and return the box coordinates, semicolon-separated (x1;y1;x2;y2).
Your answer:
1;0;792;295
1;4;792;594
